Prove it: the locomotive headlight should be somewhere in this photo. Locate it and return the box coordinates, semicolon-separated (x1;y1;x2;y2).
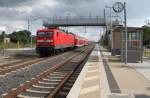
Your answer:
37;40;44;42
37;40;53;42
46;40;53;42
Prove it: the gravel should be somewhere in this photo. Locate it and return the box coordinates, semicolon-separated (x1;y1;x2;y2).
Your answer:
0;48;85;97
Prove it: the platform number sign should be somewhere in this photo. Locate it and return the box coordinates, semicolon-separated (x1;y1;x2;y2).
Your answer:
113;2;124;13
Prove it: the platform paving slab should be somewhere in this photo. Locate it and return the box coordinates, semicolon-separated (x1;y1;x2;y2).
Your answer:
128;61;150;81
108;93;135;98
67;45;101;98
68;45;139;98
100;46;150;98
78;47;101;98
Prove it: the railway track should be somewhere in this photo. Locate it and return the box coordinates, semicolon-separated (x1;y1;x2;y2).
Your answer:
55;56;87;98
0;58;45;75
0;51;67;75
0;58;36;68
2;45;94;98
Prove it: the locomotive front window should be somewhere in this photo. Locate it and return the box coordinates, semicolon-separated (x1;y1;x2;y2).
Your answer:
37;32;53;38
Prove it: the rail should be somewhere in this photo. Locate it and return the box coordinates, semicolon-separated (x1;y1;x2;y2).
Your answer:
2;45;94;98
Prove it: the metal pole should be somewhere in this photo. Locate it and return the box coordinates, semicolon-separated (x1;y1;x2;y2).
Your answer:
109;7;114;55
30;35;32;48
104;9;106;25
30;21;33;48
28;19;30;32
121;30;123;61
104;9;108;35
28;18;32;48
141;31;143;63
3;32;5;56
124;2;128;65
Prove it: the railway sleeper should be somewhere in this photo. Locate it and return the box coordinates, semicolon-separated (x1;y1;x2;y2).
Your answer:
42;78;62;82
26;88;50;94
32;85;55;89
18;91;48;98
18;75;66;98
38;80;60;86
35;82;57;87
18;87;53;98
38;81;58;85
46;76;64;79
27;87;53;92
50;73;66;76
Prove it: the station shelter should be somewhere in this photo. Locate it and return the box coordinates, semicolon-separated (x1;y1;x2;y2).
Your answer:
112;27;143;62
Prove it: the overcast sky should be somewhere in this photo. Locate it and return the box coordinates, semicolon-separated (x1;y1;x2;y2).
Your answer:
0;0;149;41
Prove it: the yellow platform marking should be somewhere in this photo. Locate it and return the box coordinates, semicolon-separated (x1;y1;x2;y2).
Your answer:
80;85;99;95
85;76;98;81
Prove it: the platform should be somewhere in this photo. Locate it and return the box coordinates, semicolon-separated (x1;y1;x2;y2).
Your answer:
67;45;101;98
0;48;36;57
5;48;35;51
100;46;150;98
128;60;150;81
67;44;150;98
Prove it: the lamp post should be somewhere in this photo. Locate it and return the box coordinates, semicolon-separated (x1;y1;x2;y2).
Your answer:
112;2;127;65
124;2;128;65
105;5;114;55
27;18;32;48
2;31;5;56
27;17;41;49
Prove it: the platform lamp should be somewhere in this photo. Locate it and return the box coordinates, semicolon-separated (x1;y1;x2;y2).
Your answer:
27;18;32;48
112;2;127;65
2;31;6;56
27;17;41;49
105;5;114;55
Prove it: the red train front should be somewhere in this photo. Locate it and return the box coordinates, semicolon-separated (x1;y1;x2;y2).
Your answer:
36;27;75;56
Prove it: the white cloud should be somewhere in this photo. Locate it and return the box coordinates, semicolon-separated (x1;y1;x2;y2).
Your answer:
17;6;33;13
0;26;6;31
38;0;58;7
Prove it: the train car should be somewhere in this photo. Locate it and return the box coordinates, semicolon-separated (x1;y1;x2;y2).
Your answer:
36;27;75;56
75;35;89;47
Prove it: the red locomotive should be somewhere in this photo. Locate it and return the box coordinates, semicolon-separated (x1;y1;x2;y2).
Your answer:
36;27;89;56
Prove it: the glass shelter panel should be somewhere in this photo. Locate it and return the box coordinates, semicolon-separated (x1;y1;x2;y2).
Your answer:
121;30;143;62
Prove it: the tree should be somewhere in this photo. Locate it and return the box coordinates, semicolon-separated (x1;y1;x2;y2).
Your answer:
9;30;31;44
0;31;5;43
101;31;109;46
142;26;150;45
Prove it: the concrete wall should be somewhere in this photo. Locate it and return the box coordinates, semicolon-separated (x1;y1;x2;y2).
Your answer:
113;31;122;49
112;31;122;55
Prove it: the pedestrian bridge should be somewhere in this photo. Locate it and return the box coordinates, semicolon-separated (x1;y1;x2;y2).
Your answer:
43;16;107;27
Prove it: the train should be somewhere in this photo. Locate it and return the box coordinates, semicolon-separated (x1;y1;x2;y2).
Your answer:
36;27;90;56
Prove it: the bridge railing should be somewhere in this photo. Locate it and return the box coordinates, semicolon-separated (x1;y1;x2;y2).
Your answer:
43;16;106;27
